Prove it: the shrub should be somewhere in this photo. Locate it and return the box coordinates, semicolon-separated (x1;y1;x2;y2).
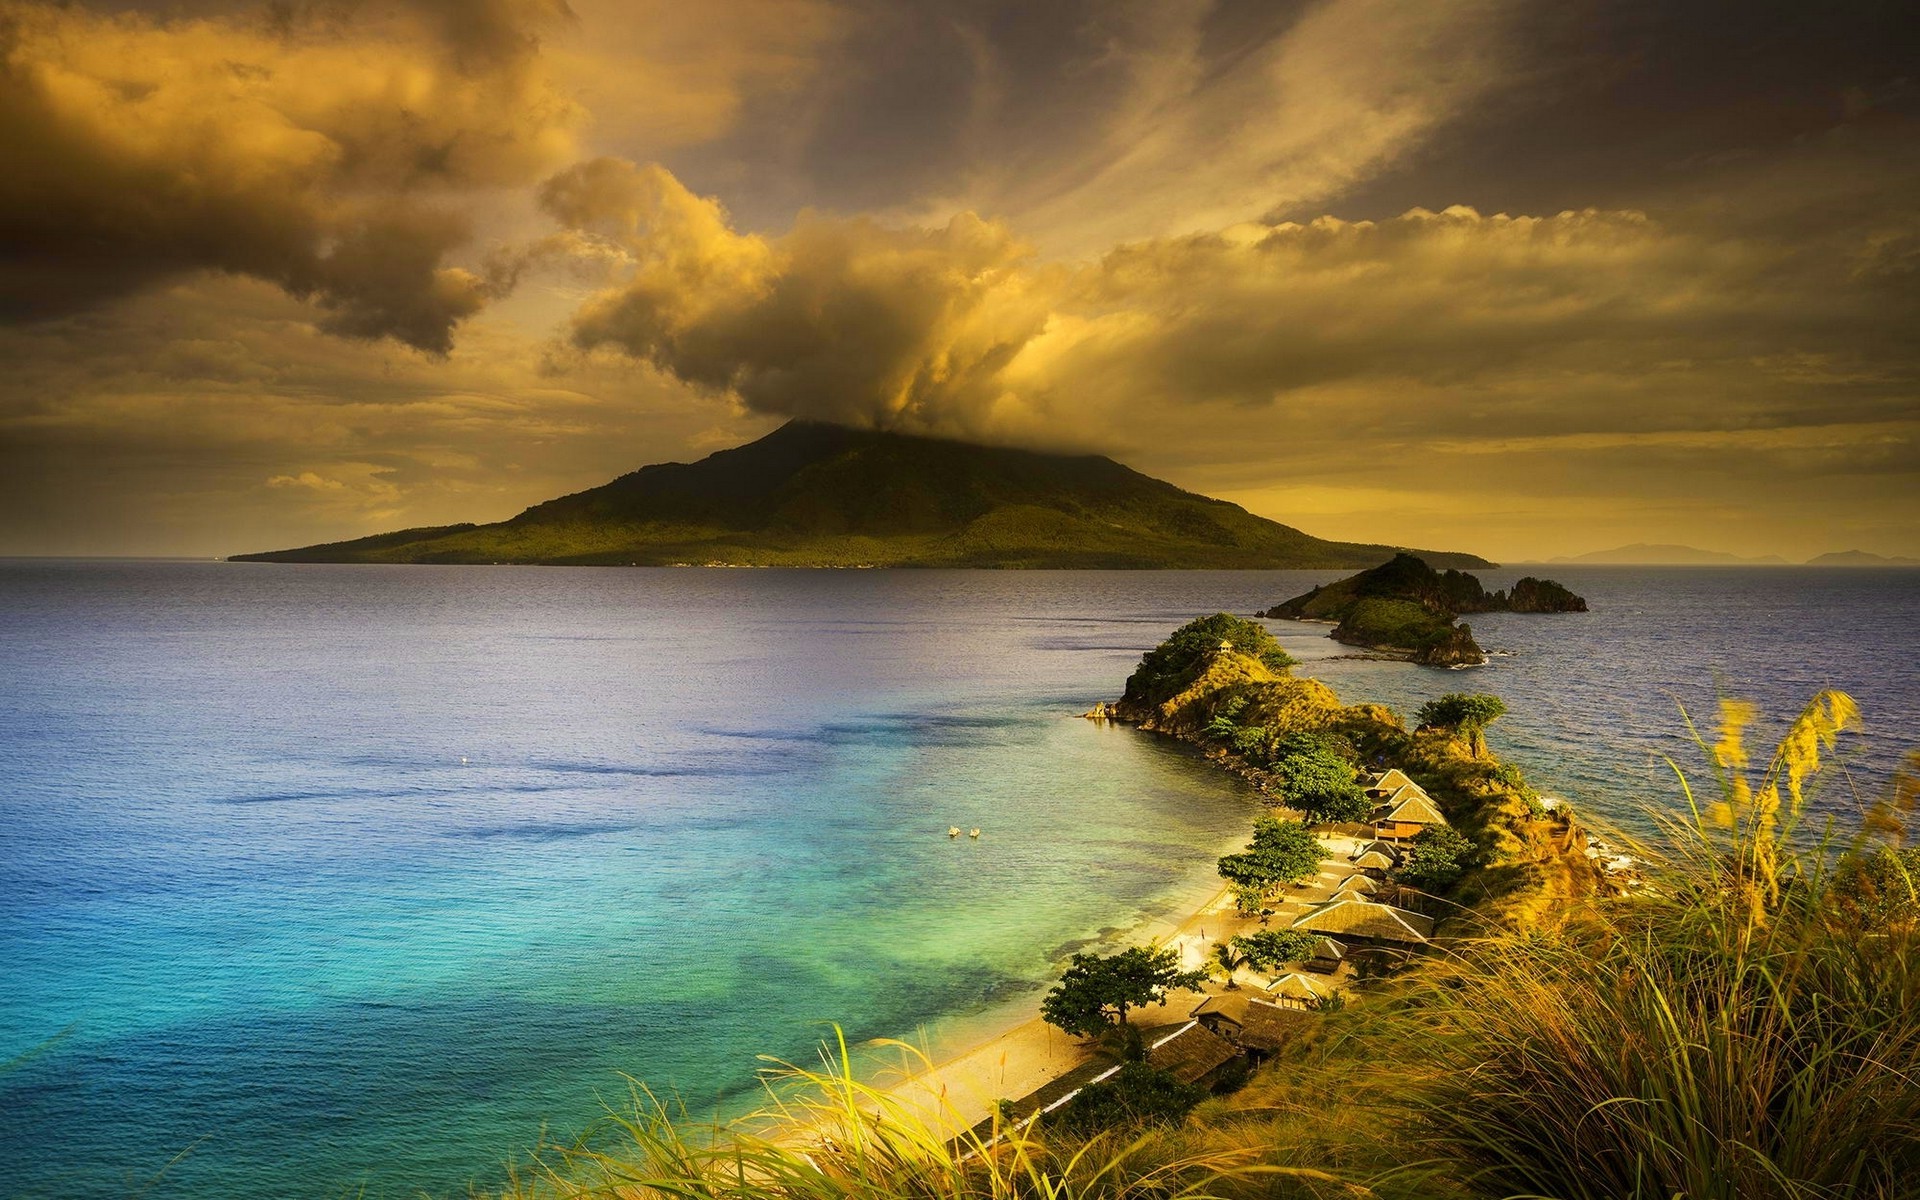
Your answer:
1490;761;1546;818
1203;696;1249;741
1230;725;1270;759
1417;693;1507;754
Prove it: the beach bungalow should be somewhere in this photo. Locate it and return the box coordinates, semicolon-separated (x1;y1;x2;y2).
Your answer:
1333;873;1379;897
1352;847;1397;872
1266;971;1338;1009
1145;1021;1243;1089
1191;990;1255;1038
1371;785;1449;840
1304;936;1346;974
1237;998;1311;1057
1367;768;1416;797
1288;898;1435;946
1192;994;1310;1059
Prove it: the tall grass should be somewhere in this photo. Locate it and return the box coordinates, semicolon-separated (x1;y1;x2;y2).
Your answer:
489;1030;1323;1200
1379;691;1920;1199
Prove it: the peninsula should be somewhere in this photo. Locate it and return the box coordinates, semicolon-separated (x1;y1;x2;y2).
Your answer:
1262;553;1586;665
232;422;1490;570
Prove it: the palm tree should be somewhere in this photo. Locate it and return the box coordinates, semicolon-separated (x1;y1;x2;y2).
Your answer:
1211;940;1249;990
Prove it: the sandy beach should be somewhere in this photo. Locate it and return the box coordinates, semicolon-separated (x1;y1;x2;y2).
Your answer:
864;879;1247;1137
856;825;1379;1139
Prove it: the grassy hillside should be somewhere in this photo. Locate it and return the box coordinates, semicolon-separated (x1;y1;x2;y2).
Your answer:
233;423;1492;569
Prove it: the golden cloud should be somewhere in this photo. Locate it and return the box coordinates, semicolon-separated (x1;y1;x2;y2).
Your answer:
546;161;1903;444
0;0;580;351
543;157;1058;430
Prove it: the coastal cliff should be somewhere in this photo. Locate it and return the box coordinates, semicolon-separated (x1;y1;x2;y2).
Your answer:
1262;553;1586;666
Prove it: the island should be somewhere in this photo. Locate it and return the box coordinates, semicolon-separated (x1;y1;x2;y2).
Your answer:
231;422;1491;570
1261;552;1586;665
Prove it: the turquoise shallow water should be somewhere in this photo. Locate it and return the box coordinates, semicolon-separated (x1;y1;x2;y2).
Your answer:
1;563;1915;1198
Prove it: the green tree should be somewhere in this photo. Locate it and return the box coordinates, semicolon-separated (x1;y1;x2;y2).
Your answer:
1274;747;1371;823
1047;1062;1206;1136
1040;946;1208;1038
1396;824;1476;892
1211;940;1250;989
1231;725;1271;760
1218;817;1328;914
1203;696;1248;741
1232;928;1320;972
1417;692;1509;755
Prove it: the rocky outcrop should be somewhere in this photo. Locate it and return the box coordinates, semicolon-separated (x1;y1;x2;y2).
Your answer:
1505;577;1588;613
1265;554;1585;665
1327;597;1487;666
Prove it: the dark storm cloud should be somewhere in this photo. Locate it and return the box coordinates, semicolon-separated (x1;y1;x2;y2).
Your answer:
0;0;578;352
663;0;1520;249
1244;0;1918;231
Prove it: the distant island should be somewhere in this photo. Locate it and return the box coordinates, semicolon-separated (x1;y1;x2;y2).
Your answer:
1551;543;1917;566
233;422;1491;569
1804;549;1920;566
1262;553;1586;666
1550;543;1787;565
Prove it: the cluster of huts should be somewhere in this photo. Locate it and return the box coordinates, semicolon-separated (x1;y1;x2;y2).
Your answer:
1259;766;1452;959
994;767;1468;1131
1138;768;1457;1079
1363;768;1449;841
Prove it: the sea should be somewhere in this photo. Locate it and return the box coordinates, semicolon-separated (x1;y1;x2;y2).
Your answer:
2;562;1915;1198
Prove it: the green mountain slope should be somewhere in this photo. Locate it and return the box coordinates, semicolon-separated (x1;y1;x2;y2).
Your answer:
233;422;1492;569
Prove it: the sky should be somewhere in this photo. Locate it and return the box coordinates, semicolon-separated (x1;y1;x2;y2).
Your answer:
1;0;1915;562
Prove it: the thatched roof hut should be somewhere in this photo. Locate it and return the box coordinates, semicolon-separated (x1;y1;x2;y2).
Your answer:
1266;971;1337;1007
1373;787;1448;828
1305;936;1346;973
1191;990;1253;1030
1288;898;1435;944
1145;1021;1242;1086
1237;997;1312;1053
1368;768;1415;796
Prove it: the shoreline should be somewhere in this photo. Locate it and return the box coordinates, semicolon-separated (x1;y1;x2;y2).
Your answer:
857;855;1247;1138
830;724;1295;1138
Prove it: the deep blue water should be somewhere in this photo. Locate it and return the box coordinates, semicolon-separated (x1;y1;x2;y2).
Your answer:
1;563;1914;1198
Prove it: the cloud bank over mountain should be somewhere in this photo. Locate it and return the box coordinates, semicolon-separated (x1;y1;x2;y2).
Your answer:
1;0;1914;560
